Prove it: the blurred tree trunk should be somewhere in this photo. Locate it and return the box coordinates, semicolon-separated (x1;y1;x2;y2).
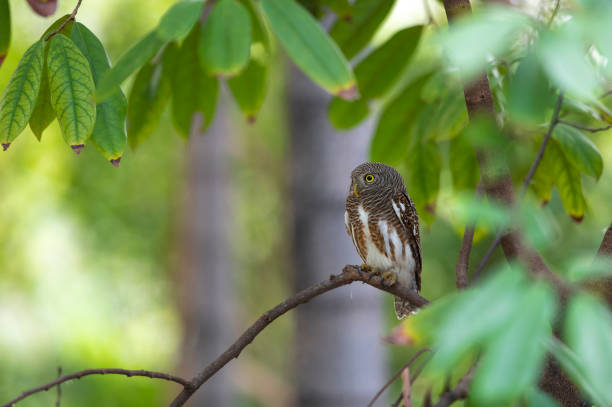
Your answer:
175;98;235;406
288;66;388;406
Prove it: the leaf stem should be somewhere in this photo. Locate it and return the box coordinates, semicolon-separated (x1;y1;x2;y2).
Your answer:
45;0;83;42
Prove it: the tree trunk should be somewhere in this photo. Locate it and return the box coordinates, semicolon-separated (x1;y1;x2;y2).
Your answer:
175;99;235;406
288;66;388;406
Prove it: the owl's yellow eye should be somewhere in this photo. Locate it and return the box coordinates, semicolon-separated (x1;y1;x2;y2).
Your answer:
365;174;374;183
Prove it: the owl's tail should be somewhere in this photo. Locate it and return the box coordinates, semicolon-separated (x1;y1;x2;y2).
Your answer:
394;296;419;319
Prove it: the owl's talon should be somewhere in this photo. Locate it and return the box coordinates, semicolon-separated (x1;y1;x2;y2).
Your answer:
382;271;397;288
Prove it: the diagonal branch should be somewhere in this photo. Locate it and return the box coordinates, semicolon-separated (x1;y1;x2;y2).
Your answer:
456;183;484;289
168;265;429;407
1;369;190;407
558;120;611;134
432;367;475;407
45;0;83;42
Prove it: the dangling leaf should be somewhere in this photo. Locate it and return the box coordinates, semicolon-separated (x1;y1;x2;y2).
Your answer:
29;15;75;140
156;0;205;42
0;0;10;69
0;40;44;149
405;139;441;218
26;0;57;17
96;31;165;102
172;27;218;137
261;0;356;99
127;56;171;149
329;0;395;60
552;125;603;180
450;132;479;191
530;155;553;205
545;141;586;222
227;58;267;122
354;26;422;100
369;73;432;164
71;23;127;166
47;35;96;152
199;0;252;76
328;97;369;130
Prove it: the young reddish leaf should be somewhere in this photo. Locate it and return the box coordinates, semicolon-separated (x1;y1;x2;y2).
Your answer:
26;0;57;17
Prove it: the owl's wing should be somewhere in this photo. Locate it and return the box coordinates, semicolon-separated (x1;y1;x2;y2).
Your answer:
394;191;422;291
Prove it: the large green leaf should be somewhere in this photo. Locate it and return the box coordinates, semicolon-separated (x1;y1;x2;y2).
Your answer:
329;0;395;60
530;151;554;205
0;40;44;149
227;58;267;121
172;27;218;137
470;282;556;405
548;338;609;407
405;139;441;218
449;132;479;191
29;15;74;140
96;31;165;102
199;0;251;77
328;97;369;130
127;54;171;149
369;73;432;164
156;0;204;42
0;0;10;69
442;7;530;79
563;294;612;406
355;26;422;100
71;23;127;165
545;140;586;222
553;125;603;180
506;53;555;124
261;0;356;98
47;35;96;151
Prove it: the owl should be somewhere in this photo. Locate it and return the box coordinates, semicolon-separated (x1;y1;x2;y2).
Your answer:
345;162;422;318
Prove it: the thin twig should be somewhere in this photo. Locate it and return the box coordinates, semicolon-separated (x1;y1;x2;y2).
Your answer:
366;349;430;407
557;120;611;134
471;92;564;284
55;367;62;407
456;183;484;289
401;368;413;407
1;369;190;407
168;265;429;407
45;0;83;41
432;367;475;407
392;351;435;407
546;0;561;27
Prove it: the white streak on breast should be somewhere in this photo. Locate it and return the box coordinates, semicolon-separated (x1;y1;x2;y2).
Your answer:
378;220;391;259
359;205;393;269
391;201;402;222
399;201;406;211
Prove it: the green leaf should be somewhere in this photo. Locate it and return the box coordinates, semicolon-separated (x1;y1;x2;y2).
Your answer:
29;15;75;140
441;7;530;79
199;0;251;76
47;35;96;150
471;282;556;405
0;40;44;149
0;0;10;69
449;132;479;191
524;388;561;407
530;153;553;205
548;338;609;407
96;31;165;102
506;53;555;124
552;125;603;180
544;140;586;222
261;0;356;98
405;139;441;218
71;23;127;165
172;26;218;138
329;0;395;60
563;294;612;406
156;0;204;42
328;97;369;130
355;26;422;100
239;0;270;51
369;73;432;164
127;55;171;149
227;59;267;121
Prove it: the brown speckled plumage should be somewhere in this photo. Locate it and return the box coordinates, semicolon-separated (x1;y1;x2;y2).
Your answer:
345;162;422;318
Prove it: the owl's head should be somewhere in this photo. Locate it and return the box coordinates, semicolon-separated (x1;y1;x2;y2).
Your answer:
349;162;405;197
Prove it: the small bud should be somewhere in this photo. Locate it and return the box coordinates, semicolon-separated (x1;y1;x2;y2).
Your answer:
71;144;85;155
1;143;10;151
110;158;121;168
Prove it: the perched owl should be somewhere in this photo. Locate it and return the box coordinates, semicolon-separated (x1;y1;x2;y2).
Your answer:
345;162;422;319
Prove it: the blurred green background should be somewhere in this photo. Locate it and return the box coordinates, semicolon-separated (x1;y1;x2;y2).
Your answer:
1;0;611;406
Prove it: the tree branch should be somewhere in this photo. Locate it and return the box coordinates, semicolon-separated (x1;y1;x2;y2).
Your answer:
1;369;190;407
367;349;431;407
432;367;475;407
168;265;429;407
597;223;612;257
44;0;83;41
456;183;484;289
557;120;612;134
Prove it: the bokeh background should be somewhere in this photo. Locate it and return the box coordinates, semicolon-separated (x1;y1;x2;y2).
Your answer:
1;0;611;406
